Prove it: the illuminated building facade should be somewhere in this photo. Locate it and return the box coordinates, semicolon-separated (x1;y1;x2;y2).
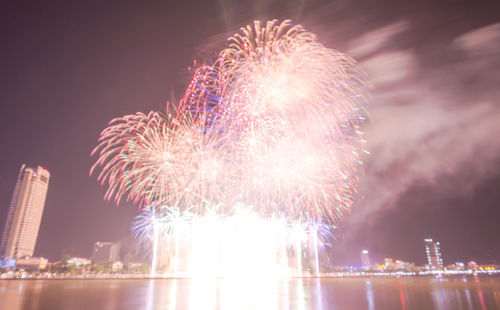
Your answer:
92;242;120;264
424;238;443;268
67;257;91;268
15;256;48;272
0;165;50;268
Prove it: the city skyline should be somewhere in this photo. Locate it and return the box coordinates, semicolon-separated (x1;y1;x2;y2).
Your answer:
0;163;495;267
0;0;499;265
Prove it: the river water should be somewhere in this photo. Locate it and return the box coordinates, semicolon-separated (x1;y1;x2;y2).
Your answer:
1;276;499;309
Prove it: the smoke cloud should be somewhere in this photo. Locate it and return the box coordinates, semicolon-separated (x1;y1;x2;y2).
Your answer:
347;22;500;228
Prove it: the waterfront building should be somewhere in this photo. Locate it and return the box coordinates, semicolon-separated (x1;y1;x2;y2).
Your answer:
92;242;120;264
424;238;443;269
446;262;466;270
393;260;415;271
382;258;415;271
15;256;48;272
127;262;144;273
67;257;92;268
112;261;124;272
384;258;394;269
0;165;50;269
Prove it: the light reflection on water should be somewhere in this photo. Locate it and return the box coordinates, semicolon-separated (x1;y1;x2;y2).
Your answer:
365;280;375;310
1;276;500;309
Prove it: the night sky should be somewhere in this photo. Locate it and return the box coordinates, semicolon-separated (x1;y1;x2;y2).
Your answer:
1;0;499;266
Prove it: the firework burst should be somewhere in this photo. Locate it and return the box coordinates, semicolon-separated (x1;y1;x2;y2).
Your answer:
180;19;368;222
92;19;369;275
91;112;232;211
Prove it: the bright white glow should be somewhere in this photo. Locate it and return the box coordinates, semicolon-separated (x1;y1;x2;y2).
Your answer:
142;204;328;277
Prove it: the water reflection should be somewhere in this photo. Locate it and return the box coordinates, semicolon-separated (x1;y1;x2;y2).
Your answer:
1;276;500;309
365;280;375;310
315;278;324;310
474;276;487;310
146;280;154;310
142;277;324;310
430;278;448;309
464;285;474;309
189;278;216;310
296;279;306;310
141;276;500;310
397;280;406;310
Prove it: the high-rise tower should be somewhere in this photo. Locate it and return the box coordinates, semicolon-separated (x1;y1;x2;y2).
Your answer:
0;165;50;267
424;238;443;269
361;250;371;269
92;242;120;264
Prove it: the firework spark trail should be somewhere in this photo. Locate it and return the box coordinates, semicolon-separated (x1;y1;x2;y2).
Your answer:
92;19;369;275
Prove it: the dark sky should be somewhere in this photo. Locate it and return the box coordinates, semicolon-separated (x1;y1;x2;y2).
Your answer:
1;0;499;265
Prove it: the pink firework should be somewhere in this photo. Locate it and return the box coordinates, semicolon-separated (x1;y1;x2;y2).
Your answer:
92;19;369;225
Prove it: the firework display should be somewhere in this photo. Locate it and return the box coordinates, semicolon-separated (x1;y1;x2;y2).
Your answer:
91;19;368;276
91;112;229;210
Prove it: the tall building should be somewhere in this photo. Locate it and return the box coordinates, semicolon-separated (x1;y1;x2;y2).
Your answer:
0;165;50;268
424;238;443;268
92;242;120;264
361;250;371;269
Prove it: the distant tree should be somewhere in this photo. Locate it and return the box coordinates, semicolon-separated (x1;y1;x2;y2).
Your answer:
140;264;150;274
68;265;78;274
92;264;106;273
61;247;76;264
